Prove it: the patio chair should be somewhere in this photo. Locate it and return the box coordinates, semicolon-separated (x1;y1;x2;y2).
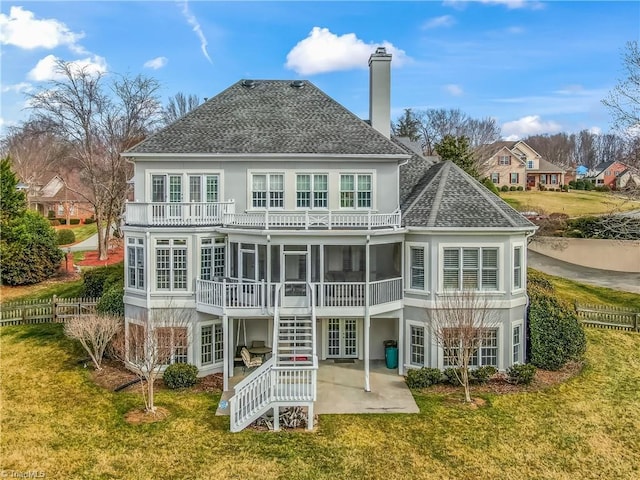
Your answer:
234;345;246;368
240;346;262;373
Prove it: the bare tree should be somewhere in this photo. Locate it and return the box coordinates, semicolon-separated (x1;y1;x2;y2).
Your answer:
162;92;201;126
428;290;496;403
64;314;123;371
603;41;640;134
525;133;576;168
464;117;501;148
28;60;162;260
112;308;191;414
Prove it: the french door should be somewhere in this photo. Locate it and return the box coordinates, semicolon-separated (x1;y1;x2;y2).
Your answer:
327;318;358;358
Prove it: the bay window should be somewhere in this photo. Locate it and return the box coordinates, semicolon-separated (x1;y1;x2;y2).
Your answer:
156;239;187;290
443;247;499;290
127;237;145;289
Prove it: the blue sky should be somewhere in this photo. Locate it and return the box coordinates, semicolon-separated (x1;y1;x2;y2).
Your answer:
1;1;638;139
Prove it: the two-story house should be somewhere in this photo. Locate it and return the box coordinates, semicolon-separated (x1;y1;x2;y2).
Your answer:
121;48;536;431
583;160;637;189
477;141;566;190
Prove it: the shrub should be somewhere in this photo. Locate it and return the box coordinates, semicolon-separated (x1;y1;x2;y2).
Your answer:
470;365;497;384
507;364;536;385
96;281;124;316
501;185;510;192
509;186;517;191
538;184;546;191
516;186;524;191
49;219;60;226
405;367;442;388
163;363;199;389
568;180;577;189
69;218;81;225
481;177;500;195
527;270;586;370
444;367;463;385
82;263;124;297
84;217;95;224
561;184;569;192
595;185;611;192
57;229;76;245
47;210;56;219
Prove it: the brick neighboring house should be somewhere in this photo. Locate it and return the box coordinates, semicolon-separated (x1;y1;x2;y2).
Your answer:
583;161;639;189
28;170;93;223
477;141;566;190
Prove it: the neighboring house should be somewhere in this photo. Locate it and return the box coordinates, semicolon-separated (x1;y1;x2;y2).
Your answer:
121;47;536;431
477;141;566;190
27;171;93;223
583;161;637;189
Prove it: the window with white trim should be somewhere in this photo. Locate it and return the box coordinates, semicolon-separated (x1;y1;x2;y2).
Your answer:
152;174;182;203
156;239;187;290
296;174;328;209
340;174;372;208
443;328;498;367
410;246;426;290
491;173;500;184
513;324;521;364
550;174;558;185
127;237;145;289
410;325;425;366
201;323;224;366
510;172;519;184
513;247;522;289
443;248;499;290
499;155;511;165
526;160;534;169
200;238;225;280
189;174;219;202
252;173;283;208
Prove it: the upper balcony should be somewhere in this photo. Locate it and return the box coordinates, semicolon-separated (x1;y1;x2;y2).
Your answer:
124;201;401;230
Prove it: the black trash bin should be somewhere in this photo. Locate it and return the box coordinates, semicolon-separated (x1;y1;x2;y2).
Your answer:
384;340;398;369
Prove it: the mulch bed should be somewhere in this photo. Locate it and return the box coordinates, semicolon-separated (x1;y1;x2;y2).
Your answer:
77;246;124;267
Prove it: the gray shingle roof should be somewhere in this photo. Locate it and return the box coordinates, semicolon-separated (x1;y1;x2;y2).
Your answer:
401;161;534;229
394;137;437;205
127;80;406;156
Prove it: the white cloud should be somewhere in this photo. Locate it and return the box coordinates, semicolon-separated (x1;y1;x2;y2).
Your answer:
286;27;409;75
0;6;85;53
588;126;602;135
444;0;544;10
144;56;168;70
501;115;562;139
28;54;107;81
1;82;32;93
444;84;463;96
423;15;456;29
179;1;212;63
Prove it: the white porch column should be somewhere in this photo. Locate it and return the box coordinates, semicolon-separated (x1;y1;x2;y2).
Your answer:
364;236;371;392
223;314;229;391
398;309;404;376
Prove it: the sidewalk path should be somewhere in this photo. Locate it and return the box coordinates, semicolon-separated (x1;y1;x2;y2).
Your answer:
528;250;640;294
67;233;98;252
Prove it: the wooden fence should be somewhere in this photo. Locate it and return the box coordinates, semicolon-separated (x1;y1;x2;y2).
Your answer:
0;295;99;327
575;302;640;332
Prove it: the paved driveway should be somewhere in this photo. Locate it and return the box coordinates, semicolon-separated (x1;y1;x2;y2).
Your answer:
528;250;640;294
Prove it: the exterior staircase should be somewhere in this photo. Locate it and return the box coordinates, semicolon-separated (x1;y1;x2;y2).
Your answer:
229;284;318;432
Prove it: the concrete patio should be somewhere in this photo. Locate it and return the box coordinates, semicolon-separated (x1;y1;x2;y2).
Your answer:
216;359;419;417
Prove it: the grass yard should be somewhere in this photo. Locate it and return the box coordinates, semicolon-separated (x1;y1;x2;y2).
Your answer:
59;223;98;243
1;323;639;479
500;190;640;217
0;277;84;304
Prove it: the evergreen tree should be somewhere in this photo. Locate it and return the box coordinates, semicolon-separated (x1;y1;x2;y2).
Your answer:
0;157;26;223
434;135;478;178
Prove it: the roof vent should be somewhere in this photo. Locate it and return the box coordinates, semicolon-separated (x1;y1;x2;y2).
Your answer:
290;80;305;89
241;79;256;89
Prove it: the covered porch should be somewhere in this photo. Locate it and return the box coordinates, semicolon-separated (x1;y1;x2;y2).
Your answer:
216;359;419;417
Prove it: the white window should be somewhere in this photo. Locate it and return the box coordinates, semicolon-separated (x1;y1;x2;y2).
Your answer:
410;325;425;366
127;237;145;289
201;323;224;366
410;246;426;290
550;174;558;185
189;174;219;202
513;324;521;364
340;174;372;208
540;175;547;185
200;238;225;280
252;174;283;208
513;247;522;289
296;174;328;208
443;248;499;291
510;173;519;184
57;204;64;216
156;239;187;290
490;173;500;184
526;160;534;169
152;174;182;202
499;155;511;165
443;328;498;367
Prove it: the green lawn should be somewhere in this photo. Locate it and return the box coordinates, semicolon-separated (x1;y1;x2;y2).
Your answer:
1;323;639;479
500;190;640;217
63;223;98;243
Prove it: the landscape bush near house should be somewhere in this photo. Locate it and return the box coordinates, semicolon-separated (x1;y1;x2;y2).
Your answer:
57;229;76;246
82;264;124;297
507;364;537;385
163;363;199;389
405;367;442;388
470;365;497;384
64;314;122;370
96;281;124;317
527;270;586;370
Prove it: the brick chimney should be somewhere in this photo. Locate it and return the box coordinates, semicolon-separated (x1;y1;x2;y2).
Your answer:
368;46;392;138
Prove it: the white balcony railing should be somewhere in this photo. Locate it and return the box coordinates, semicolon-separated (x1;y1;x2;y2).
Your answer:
124;202;401;229
196;278;403;311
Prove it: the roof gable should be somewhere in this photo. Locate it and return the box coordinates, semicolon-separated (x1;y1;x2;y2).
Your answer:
126;80;406;156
